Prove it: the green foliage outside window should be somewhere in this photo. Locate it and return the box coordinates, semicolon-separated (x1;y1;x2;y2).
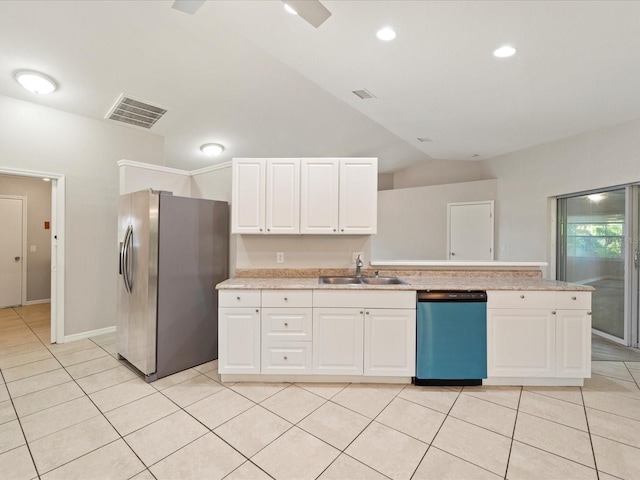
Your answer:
566;222;623;258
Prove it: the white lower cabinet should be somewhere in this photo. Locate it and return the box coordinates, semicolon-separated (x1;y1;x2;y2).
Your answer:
556;309;591;378
262;307;313;374
312;308;364;375
364;308;416;376
487;309;556;377
218;307;261;374
486;290;592;383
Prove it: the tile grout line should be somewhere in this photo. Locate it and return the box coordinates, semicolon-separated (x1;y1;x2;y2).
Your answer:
503;387;523;480
581;387;601;479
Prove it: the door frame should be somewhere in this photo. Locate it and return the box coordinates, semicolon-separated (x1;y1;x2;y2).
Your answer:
0;195;27;306
446;200;495;260
0;167;65;344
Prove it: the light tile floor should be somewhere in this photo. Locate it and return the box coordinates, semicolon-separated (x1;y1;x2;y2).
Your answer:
2;304;640;479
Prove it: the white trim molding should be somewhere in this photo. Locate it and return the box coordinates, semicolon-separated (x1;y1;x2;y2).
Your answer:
25;298;51;305
0;194;28;306
117;159;189;176
190;161;232;176
64;325;116;344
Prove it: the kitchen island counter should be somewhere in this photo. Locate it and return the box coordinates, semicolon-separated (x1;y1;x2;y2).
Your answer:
216;275;594;292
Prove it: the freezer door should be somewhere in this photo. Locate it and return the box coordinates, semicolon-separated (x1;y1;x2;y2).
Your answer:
116;190;159;376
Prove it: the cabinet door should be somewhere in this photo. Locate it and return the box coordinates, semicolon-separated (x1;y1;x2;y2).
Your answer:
556;310;591;378
219;307;261;374
487;309;555;377
339;158;377;234
265;158;300;234
364;308;416;376
300;158;339;234
232;158;265;234
313;308;364;375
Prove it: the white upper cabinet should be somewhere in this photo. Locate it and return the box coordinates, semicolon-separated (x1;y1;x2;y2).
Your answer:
265;158;300;234
231;158;266;234
339;158;378;234
233;157;377;235
300;158;340;234
300;157;377;235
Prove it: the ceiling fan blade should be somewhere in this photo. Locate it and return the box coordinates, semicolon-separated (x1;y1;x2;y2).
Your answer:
172;0;206;15
282;0;332;28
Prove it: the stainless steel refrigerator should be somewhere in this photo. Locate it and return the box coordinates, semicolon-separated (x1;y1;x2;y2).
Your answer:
117;189;229;382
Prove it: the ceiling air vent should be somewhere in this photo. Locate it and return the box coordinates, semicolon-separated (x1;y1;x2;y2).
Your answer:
106;94;167;129
417;137;433;143
352;89;376;100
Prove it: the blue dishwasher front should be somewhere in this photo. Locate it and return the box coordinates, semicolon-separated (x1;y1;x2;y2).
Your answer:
415;291;487;386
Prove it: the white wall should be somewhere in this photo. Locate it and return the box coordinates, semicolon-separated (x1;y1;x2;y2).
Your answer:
482;118;640;271
373;179;497;260
0;94;164;337
0;175;51;302
393;158;489;189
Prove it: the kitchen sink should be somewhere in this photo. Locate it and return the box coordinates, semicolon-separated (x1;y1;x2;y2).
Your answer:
318;276;408;285
319;276;363;285
361;276;408;285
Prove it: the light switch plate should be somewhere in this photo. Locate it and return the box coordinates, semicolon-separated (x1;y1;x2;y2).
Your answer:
30;245;37;253
352;251;364;264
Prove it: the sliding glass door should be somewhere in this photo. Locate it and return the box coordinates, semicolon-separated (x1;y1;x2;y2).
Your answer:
557;188;627;343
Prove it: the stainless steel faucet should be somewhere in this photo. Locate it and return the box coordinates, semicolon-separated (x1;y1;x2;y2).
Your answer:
356;254;364;277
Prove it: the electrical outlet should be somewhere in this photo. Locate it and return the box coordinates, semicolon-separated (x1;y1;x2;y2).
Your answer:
276;252;284;264
352;251;364;264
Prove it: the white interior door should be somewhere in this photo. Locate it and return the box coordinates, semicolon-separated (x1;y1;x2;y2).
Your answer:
0;196;25;308
448;201;494;261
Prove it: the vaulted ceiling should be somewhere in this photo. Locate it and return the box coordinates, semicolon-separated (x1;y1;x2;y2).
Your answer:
1;1;639;173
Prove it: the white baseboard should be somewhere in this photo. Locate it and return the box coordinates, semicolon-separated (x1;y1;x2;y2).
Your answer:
25;299;51;305
62;326;116;344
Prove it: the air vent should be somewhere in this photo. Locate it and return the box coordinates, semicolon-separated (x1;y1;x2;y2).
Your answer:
352;89;376;100
106;94;167;129
417;137;433;143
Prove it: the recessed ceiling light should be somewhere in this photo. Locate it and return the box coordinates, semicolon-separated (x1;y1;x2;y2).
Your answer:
376;27;396;41
14;70;58;94
42;178;51;182
200;143;225;157
493;45;516;58
284;3;297;15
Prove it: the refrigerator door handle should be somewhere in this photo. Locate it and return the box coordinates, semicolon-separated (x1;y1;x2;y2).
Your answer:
122;226;133;294
125;226;134;292
119;241;124;276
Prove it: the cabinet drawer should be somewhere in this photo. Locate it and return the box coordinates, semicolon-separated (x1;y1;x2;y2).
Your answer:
262;342;312;374
219;290;261;307
262;308;312;342
487;290;555;310
555;291;591;310
262;290;312;308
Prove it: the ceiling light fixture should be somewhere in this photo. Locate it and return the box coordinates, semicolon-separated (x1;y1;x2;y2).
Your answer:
376;27;396;41
42;178;51;182
493;45;516;58
200;143;225;157
283;3;297;14
14;70;58;94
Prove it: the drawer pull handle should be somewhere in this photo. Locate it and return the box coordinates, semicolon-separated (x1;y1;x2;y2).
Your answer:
256;309;259;313
237;296;240;300
360;311;364;314
551;311;556;315
366;311;369;315
284;297;288;301
520;295;525;299
284;356;288;361
572;296;577;300
284;322;288;327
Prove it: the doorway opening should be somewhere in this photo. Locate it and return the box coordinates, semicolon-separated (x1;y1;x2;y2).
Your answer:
0;167;65;344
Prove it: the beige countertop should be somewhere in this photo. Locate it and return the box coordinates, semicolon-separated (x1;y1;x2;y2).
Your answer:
216;276;594;292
